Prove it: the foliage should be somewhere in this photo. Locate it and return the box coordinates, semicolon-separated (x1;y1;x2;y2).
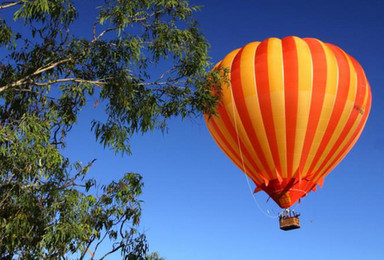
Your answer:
0;0;222;259
146;252;165;260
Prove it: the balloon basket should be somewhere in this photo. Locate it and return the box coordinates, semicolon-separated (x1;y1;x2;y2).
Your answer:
279;216;300;231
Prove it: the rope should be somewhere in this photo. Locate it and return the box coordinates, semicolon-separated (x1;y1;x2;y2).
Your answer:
244;174;279;219
87;248;94;257
229;88;278;219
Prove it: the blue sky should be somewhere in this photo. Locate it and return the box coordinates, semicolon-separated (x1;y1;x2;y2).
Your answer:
61;0;384;259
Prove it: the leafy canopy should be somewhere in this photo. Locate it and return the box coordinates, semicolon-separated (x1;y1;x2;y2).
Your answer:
0;0;222;259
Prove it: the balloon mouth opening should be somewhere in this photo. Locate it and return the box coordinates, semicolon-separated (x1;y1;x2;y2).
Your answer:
259;177;317;208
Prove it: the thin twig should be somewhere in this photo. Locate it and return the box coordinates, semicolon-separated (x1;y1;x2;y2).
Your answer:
92;22;98;41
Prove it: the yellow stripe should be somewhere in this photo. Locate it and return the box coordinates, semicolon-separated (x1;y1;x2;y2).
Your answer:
362;81;370;110
314;75;370;181
240;42;276;179
312;50;358;173
267;38;287;177
236;42;273;177
292;37;313;178
302;41;338;175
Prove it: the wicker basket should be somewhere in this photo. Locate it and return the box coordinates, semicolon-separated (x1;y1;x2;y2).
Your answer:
279;217;300;231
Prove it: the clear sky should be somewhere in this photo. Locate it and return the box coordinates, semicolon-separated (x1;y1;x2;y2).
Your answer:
62;0;384;259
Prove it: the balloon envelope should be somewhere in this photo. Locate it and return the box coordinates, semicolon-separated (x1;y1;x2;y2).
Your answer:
205;36;371;208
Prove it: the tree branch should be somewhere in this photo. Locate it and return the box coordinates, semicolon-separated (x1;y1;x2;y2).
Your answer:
32;78;106;87
137;81;168;86
0;58;72;92
79;235;96;260
99;244;123;260
92;27;118;43
92;230;110;258
30;58;72;77
0;1;23;10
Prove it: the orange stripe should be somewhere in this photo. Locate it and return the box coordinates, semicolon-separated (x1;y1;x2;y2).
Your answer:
255;39;282;177
206;50;266;184
316;95;371;182
231;46;275;179
307;43;351;174
208;117;262;184
315;50;362;174
299;38;327;176
282;36;298;177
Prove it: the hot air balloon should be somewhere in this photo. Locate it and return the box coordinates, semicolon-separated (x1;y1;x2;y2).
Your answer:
205;36;371;230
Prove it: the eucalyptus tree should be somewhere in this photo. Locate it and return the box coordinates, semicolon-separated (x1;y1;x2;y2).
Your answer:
0;0;221;259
